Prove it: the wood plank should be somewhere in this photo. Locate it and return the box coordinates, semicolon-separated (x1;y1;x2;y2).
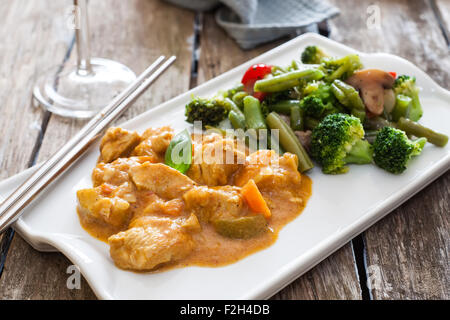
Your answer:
198;13;362;300
435;0;450;41
0;0;71;254
328;0;450;299
0;0;194;299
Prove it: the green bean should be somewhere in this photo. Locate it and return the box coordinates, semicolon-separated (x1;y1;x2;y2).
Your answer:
223;83;244;98
232;91;248;109
364;130;379;144
254;69;324;93
228;110;246;129
331;80;365;114
397;117;448;147
271;65;287;75
266;112;314;172
391;94;411;122
304;116;320;130
222;97;241;114
243;96;267;130
290;106;304;131
268;100;300;115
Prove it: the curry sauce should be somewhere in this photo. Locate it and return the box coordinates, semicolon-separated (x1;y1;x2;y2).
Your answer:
76;126;312;272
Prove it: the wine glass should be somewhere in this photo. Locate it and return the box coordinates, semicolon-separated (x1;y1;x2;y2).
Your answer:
33;0;136;118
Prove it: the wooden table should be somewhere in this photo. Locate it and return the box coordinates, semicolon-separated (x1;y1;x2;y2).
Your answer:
0;0;448;300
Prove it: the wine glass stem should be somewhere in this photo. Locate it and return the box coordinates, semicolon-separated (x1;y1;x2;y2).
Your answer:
74;0;92;76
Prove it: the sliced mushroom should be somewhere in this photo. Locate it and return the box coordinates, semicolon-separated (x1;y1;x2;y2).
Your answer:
346;69;395;116
383;88;396;114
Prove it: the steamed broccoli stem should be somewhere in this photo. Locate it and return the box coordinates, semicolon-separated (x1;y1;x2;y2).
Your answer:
391;94;412;122
397;117;448;147
408;91;422;121
393;75;423;121
373;126;427;174
254;69;325;93
344;140;373;164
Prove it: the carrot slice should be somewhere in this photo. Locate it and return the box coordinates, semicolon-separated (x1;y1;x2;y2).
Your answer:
241;179;271;219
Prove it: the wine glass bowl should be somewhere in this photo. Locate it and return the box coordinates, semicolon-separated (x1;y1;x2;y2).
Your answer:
33;0;136;119
33;58;136;119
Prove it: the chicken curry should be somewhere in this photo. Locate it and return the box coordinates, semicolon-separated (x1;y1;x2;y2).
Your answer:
76;126;311;271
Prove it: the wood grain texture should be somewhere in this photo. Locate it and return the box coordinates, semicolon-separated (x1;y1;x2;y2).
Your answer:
0;0;73;244
328;0;450;299
198;13;362;300
0;0;194;299
435;0;450;40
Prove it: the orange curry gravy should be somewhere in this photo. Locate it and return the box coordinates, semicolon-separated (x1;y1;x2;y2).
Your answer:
76;126;312;272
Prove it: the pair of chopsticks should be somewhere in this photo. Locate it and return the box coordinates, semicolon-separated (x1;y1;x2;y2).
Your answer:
0;56;176;234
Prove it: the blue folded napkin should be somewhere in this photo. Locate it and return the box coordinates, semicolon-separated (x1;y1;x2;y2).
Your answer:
164;0;339;49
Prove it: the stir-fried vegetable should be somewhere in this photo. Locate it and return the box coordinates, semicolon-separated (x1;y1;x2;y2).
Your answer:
393;75;423;121
243;96;267;131
241;179;271;219
213;215;267;239
183;44;446;176
373;126;426;174
266;112;314;172
254;68;325;93
397;117;448;147
310;113;373;174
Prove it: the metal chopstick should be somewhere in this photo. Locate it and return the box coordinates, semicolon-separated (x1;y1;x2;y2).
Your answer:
0;55;176;234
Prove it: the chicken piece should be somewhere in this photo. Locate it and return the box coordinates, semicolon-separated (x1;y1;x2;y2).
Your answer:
129;162;195;199
108;217;195;270
131;126;173;162
92;156;152;187
142;198;185;217
183;185;244;222
99;127;141;163
187;134;245;186
77;185;131;228
233;150;302;191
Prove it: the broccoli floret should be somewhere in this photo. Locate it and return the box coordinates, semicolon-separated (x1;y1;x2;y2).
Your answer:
185;96;229;127
300;96;338;120
320;54;363;82
393;75;423;121
300;83;344;120
301;46;328;64
310;113;373;174
373;126;426;174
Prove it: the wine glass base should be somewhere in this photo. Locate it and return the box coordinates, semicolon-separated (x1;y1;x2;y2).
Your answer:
33;58;136;119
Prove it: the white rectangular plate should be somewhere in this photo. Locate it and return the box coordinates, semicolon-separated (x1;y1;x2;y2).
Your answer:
0;33;449;300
